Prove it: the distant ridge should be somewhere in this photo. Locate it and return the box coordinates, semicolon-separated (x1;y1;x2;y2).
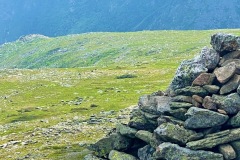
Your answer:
0;0;240;44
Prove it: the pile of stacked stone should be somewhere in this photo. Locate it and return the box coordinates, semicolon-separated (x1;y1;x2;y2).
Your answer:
84;33;240;160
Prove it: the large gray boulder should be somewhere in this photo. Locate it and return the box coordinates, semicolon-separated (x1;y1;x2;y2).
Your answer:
211;33;240;54
184;107;229;129
153;142;223;160
154;122;203;145
168;57;208;94
199;46;220;70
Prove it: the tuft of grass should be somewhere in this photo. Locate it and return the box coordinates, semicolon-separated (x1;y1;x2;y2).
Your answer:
116;74;137;79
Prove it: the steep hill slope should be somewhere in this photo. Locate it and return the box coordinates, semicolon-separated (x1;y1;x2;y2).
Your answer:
1;0;240;44
1;30;240;69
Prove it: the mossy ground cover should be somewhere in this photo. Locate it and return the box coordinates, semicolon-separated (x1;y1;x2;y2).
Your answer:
0;30;240;159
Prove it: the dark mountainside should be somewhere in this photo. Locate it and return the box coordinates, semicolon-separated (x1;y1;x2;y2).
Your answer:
1;0;240;44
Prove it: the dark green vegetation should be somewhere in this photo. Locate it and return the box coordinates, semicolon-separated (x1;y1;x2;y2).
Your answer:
1;0;240;44
0;30;240;159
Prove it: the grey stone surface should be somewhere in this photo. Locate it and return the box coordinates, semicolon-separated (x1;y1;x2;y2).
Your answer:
213;93;240;115
214;62;236;84
218;144;236;160
203;85;220;94
154;142;223;160
220;74;240;95
138;145;155;160
184;107;229;129
116;123;137;138
199;46;220;70
211;33;240;54
187;128;240;150
192;73;215;86
109;150;137;160
175;86;209;97
154;122;203;145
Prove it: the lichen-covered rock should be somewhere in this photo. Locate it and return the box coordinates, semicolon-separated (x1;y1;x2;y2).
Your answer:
220;74;240;95
192;73;215;86
228;112;240;127
171;95;193;103
108;150;137;160
175;86;209;97
153;142;223;160
154;122;203;145
211;33;240;54
238;85;240;94
89;133;133;157
83;154;105;160
138;145;155;160
135;130;153;144
138;95;171;115
169;108;188;121
168;58;208;94
203;85;220;94
199;46;220;70
218;144;236;160
213;93;240;115
116;123;137;138
214;62;237;84
157;115;184;126
128;108;157;130
184;107;229;129
169;102;193;109
230;140;240;160
187;128;240;150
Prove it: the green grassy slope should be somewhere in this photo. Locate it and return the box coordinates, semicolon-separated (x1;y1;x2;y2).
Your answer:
0;30;240;159
1;30;240;69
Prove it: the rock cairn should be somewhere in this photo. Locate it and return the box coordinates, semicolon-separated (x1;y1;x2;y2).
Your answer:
84;33;240;160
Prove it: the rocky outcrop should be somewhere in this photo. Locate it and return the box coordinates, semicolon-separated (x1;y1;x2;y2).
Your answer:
85;33;240;160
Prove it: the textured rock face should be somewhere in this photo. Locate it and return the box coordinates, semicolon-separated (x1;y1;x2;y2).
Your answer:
108;150;137;160
184;107;229;129
154;143;223;160
86;33;240;160
168;58;208;94
211;33;240;54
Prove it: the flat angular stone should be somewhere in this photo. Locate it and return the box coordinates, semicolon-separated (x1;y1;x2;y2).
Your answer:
154;142;223;160
184;107;229;129
135;130;153;144
157;115;185;126
221;59;240;74
192;99;202;108
169;102;193;109
175;86;209;97
220;74;240;95
109;150;137;160
89;133;133;157
214;62;236;84
138;95;171;115
168;108;188;121
192;73;215;86
171;95;193;103
187;128;240;150
192;95;203;103
219;50;240;65
202;96;217;110
203;85;220;94
83;154;105;160
154;123;203;145
211;33;240;54
218;144;236;160
199;46;220;70
116;123;137;138
213;93;240;115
